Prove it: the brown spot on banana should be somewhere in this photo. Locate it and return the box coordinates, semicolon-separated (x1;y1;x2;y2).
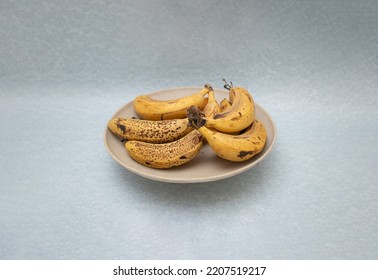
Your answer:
213;112;227;119
118;123;127;133
237;150;254;158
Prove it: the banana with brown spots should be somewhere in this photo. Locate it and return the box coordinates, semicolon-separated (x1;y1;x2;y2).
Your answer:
125;130;203;168
188;105;266;162
202;80;255;133
108;117;193;143
133;86;210;120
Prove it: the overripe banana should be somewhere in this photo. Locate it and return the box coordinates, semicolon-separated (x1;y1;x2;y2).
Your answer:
133;86;210;120
203;80;255;133
188;106;266;162
125;130;203;168
108;117;193;143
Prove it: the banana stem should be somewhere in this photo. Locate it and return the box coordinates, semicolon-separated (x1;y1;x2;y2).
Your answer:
222;78;233;90
199;85;211;96
204;84;213;91
187;105;206;129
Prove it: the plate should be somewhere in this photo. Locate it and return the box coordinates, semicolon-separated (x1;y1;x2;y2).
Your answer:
104;87;277;183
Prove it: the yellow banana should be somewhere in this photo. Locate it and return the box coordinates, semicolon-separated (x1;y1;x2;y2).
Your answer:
188;105;266;162
125;130;203;169
133;86;210;120
203;80;255;133
202;85;220;117
196;119;266;162
219;98;231;112
108;117;193;143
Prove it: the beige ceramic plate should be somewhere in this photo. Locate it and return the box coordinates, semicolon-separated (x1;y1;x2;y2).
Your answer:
104;87;277;183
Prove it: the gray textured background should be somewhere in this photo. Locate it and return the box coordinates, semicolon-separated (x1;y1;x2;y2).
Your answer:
1;0;377;259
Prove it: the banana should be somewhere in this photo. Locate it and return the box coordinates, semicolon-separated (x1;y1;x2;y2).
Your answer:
202;85;220;117
108;117;193;143
219;98;231;112
203;80;255;133
125;130;203;169
188;106;266;162
133;86;210;120
199;120;266;162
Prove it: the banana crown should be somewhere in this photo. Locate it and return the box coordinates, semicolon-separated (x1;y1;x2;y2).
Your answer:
197;80;255;133
187;105;206;129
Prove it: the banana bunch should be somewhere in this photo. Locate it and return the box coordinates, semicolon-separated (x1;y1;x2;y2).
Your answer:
107;81;267;169
108;85;210;169
187;80;266;162
203;79;255;133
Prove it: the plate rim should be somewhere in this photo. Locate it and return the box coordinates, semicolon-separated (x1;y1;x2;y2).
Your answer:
103;86;277;183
